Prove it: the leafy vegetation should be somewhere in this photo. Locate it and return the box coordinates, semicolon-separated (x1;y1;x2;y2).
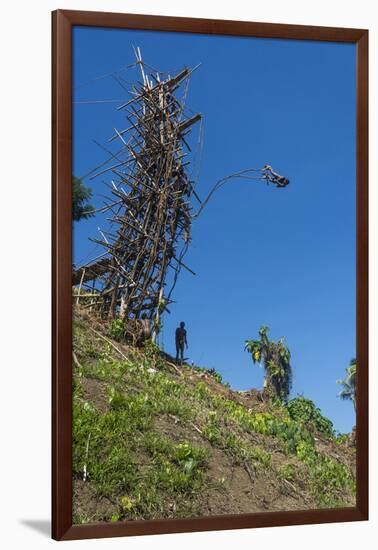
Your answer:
73;176;95;222
245;325;292;402
72;317;356;523
337;358;356;411
186;363;228;385
287;397;335;438
110;318;124;341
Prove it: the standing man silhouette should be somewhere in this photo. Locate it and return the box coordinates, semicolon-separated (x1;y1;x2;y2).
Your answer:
175;321;188;364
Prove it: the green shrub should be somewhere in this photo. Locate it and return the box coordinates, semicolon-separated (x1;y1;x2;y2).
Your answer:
110;319;124;341
143;434;208;493
287;397;335;438
277;463;296;481
207;368;223;384
335;433;349;445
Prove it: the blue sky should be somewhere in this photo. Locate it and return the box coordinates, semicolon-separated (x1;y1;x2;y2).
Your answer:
73;27;356;433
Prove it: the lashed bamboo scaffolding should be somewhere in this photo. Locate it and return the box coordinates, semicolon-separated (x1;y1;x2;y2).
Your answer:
75;50;203;324
73;49;289;333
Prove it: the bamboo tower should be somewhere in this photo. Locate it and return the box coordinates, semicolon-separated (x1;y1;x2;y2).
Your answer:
73;49;290;335
74;49;202;324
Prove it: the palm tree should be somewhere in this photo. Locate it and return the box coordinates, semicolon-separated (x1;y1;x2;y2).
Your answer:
337;358;356;411
245;325;292;402
72;176;95;221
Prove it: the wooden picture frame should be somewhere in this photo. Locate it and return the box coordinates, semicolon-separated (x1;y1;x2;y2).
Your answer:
52;9;368;541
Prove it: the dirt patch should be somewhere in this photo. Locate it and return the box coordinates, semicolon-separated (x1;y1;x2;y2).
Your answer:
73;479;118;523
81;377;109;414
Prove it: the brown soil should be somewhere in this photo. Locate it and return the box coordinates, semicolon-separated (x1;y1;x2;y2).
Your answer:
73;480;118;522
81;377;109;414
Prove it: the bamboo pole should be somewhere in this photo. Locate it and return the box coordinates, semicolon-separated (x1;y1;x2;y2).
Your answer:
76;268;86;305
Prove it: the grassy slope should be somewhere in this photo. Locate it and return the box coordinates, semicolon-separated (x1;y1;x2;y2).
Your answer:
73;313;356;524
